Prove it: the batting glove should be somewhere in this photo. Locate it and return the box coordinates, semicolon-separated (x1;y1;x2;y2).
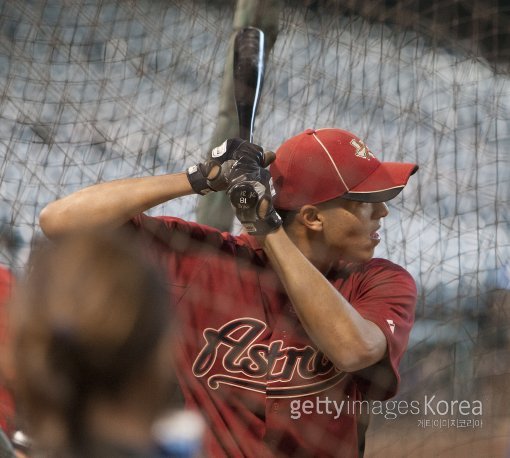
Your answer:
186;138;267;195
227;162;282;236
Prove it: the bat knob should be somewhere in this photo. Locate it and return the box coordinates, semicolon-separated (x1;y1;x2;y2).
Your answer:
229;183;259;210
262;151;276;167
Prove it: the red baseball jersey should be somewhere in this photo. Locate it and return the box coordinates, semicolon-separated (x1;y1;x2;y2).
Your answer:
0;266;14;437
131;215;416;457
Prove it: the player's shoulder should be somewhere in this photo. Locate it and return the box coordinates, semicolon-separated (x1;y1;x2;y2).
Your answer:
132;214;224;241
356;258;416;287
130;214;264;261
339;259;418;307
362;257;411;273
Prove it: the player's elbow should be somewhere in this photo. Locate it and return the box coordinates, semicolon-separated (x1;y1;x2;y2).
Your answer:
331;335;387;373
39;202;67;239
339;350;384;373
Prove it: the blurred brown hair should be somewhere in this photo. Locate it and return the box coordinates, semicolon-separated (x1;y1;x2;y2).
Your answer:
11;230;171;451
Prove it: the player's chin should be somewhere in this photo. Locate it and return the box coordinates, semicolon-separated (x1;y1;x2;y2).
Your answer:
356;251;375;264
342;245;376;264
356;240;379;262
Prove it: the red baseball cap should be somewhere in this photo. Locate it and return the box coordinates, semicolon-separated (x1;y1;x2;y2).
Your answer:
270;128;418;210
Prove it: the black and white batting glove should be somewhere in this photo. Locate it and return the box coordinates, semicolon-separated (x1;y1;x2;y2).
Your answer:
227;163;282;236
186;138;266;195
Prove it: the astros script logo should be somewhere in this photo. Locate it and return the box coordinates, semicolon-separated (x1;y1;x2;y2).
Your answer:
192;317;346;398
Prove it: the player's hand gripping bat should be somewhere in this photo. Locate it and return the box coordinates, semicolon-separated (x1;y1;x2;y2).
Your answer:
186;28;273;195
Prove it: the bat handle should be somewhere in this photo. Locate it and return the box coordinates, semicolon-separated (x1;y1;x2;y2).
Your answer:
206;152;274;184
229;182;258;211
229;182;270;219
239;117;252;143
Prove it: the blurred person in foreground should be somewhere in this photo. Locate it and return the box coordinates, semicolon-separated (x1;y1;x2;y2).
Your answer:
0;265;17;456
9;232;177;457
39;128;418;457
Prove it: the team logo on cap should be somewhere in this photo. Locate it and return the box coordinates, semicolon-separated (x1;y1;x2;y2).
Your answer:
350;139;375;160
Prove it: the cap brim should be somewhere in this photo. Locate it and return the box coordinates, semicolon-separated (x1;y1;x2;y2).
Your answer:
342;162;418;203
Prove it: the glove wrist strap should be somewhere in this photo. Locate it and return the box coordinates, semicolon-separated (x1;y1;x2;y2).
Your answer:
242;210;282;235
186;164;213;196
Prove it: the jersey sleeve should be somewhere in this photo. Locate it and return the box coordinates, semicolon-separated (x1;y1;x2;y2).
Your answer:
349;259;417;400
128;214;262;303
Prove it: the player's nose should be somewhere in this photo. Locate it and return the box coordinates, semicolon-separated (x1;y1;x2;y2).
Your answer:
372;202;389;218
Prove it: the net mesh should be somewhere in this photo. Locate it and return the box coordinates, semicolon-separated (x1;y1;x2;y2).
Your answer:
1;0;509;455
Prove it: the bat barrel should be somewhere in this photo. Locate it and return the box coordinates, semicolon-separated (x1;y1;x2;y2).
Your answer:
233;27;265;142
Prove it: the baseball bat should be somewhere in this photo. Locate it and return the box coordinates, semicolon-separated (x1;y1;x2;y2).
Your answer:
233;27;265;144
230;27;274;219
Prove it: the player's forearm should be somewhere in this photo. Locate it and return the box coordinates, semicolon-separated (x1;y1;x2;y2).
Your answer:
260;228;387;372
40;172;193;239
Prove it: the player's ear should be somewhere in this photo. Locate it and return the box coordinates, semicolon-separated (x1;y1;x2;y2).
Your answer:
295;205;323;232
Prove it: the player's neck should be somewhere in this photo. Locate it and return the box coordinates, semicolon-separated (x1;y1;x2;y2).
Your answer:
286;226;334;274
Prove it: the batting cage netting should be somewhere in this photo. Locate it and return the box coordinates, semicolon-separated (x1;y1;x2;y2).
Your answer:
0;0;509;456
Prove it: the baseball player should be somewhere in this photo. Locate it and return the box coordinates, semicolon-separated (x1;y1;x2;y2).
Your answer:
40;128;418;457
